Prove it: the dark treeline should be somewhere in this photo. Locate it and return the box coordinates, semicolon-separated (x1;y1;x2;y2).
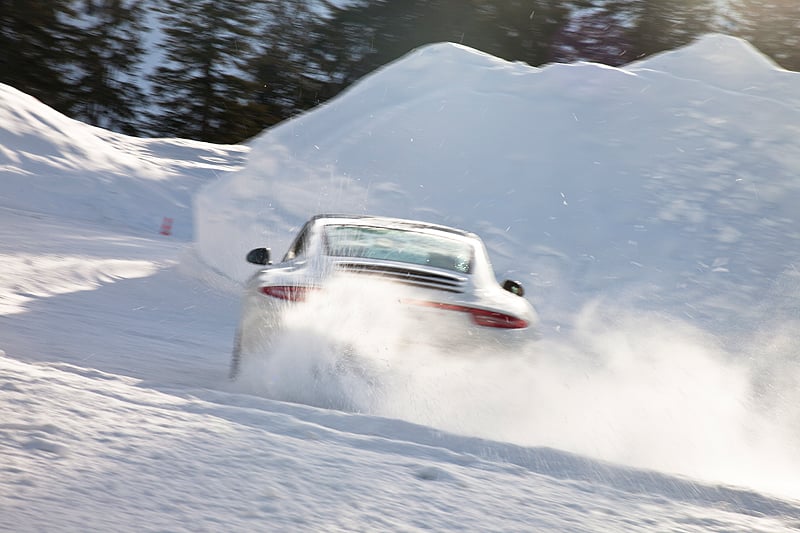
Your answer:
1;0;798;144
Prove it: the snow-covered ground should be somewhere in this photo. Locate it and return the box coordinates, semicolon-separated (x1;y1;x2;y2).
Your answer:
1;34;799;531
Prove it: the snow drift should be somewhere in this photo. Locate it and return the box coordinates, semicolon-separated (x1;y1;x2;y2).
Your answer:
0;83;248;239
194;34;800;331
194;33;800;496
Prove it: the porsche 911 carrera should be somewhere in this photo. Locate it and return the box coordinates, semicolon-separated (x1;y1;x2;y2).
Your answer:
230;214;538;378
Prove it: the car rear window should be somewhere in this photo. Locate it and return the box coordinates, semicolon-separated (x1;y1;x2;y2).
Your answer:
323;225;472;273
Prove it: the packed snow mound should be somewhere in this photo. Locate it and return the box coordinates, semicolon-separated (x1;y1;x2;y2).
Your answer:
340;41;540;101
630;33;782;76
0;83;248;238
628;33;800;111
0;84;157;177
194;35;800;329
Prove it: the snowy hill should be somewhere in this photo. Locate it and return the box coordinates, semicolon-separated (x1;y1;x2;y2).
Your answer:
1;33;799;531
195;34;800;331
0;84;248;239
628;33;800;110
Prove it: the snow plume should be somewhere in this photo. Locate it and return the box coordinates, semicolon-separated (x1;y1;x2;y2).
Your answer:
233;281;800;497
510;305;800;497
233;277;452;412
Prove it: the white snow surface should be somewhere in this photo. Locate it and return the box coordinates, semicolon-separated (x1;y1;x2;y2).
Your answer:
1;33;800;531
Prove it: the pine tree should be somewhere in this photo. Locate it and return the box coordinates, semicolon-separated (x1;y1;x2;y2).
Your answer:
148;0;262;143
725;0;800;71
474;0;572;65
247;0;331;131
312;0;449;87
551;1;638;66
627;0;717;61
67;0;147;135
311;0;572;92
0;0;76;111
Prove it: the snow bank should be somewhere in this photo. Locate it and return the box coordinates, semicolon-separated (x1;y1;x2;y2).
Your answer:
194;34;800;330
0;84;248;239
189;35;800;497
628;33;800;110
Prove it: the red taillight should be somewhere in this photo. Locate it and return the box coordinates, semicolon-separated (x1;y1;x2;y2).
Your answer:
467;307;529;329
406;300;529;329
259;285;317;302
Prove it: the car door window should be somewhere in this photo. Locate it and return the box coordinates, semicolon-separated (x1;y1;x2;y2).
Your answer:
283;223;310;261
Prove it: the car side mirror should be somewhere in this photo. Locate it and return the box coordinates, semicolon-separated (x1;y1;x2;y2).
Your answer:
246;247;271;265
502;279;525;297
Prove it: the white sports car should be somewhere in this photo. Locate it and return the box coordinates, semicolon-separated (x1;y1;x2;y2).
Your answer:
230;214;538;379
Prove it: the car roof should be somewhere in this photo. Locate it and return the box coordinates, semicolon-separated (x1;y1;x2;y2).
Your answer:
309;213;478;239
